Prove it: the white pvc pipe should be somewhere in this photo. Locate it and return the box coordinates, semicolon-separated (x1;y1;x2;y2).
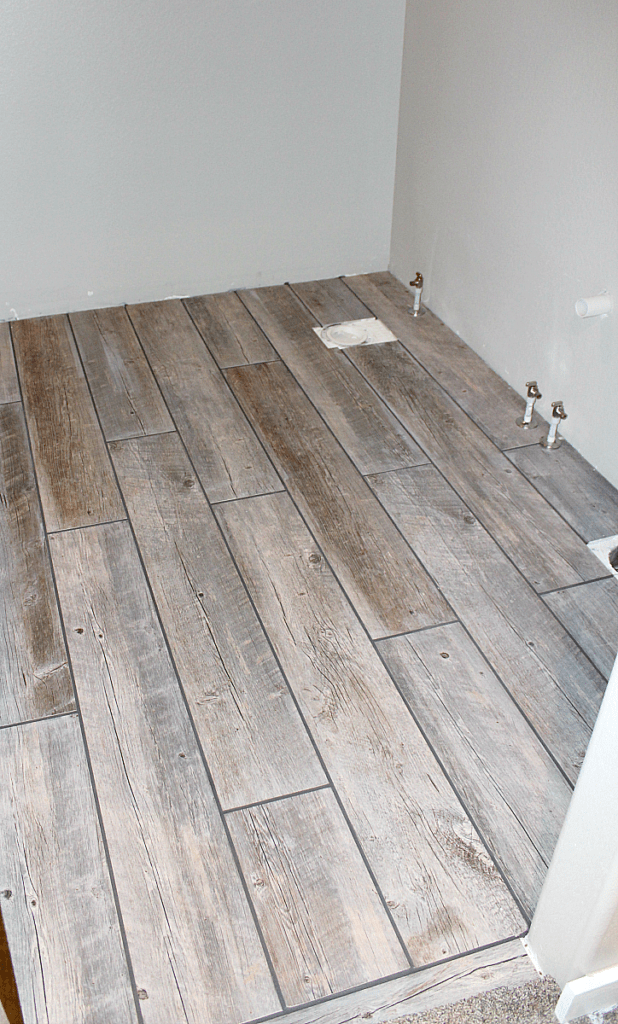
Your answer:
575;295;613;318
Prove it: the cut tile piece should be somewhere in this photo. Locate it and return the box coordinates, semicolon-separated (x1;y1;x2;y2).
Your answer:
11;315;124;532
49;521;280;1024
70;306;174;441
127;299;281;503
0;324;19;404
506;441;618;543
275;937;537;1024
227;789;408;1006
0;715;138;1024
378;622;572;916
291;277;372;326
544;578;618;680
225;360;450;637
367;465;605;783
0;403;73;725
217;491;526;965
184;290;276;368
111;431;325;809
240;285;428;475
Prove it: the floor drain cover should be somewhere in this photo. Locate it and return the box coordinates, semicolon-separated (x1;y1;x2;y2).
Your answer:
313;318;398;349
587;535;618;579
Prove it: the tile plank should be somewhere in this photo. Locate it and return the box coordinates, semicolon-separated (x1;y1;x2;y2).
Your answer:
289;277;372;328
216;491;525;965
127;299;280;503
240;285;427;475
49;521;280;1024
273;938;536;1024
347;340;605;592
0;404;74;725
378;623;572;916
544;578;618;680
0;325;19;404
227;789;408;1006
184;290;276;368
346;272;542;450
110;431;326;809
367;466;605;783
70;307;174;441
506;441;618;542
226;361;451;637
0;715;138;1024
11;316;124;532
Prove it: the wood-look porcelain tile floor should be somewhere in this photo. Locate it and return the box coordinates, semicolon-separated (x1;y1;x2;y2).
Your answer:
1;274;617;1024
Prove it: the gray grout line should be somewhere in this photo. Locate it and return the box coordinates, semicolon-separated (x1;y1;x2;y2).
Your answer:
0;710;77;733
222;784;332;817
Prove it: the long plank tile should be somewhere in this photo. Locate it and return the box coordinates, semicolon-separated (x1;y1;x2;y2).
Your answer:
70;307;174;441
0;715;138;1024
272;938;537;1024
367;466;605;783
377;623;571;917
184;290;276;368
49;521;280;1024
225;361;451;638
0;325;19;404
544;579;618;680
127;299;280;503
346;272;541;450
11;316;124;532
240;285;427;475
110;431;325;809
506;441;618;542
227;789;408;1007
346;340;604;592
216;492;525;965
0;404;73;726
290;277;372;326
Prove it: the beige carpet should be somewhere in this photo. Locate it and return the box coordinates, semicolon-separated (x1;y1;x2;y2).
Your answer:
383;977;618;1024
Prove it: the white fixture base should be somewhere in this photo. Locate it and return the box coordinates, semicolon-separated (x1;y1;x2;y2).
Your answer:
587;535;618;580
313;317;398;349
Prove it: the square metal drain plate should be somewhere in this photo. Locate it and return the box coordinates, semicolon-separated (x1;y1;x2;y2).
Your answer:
313;317;398;349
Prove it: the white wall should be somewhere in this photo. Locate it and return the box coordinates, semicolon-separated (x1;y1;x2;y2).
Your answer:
1;0;405;319
391;0;618;489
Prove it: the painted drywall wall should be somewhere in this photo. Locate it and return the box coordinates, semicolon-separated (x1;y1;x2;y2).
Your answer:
1;0;405;319
391;0;618;489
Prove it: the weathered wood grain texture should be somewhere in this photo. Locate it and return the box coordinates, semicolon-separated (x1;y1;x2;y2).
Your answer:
240;285;427;475
0;325;19;405
69;307;174;441
127;300;280;503
544;579;618;680
216;492;525;965
289;277;372;327
347;340;605;592
49;521;280;1024
368;466;604;784
345;272;543;450
0;715;138;1024
506;441;618;543
227;789;408;1006
110;431;325;809
184;290;276;368
11;316;124;532
377;623;572;917
0;404;73;726
225;361;451;638
274;938;536;1024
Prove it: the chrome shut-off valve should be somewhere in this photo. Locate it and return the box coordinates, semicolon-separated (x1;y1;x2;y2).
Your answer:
408;272;425;317
517;381;542;429
540;401;567;450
